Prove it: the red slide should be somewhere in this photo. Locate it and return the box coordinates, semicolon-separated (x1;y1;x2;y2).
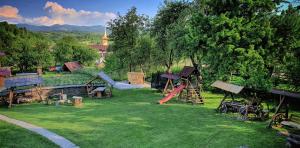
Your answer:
159;84;186;104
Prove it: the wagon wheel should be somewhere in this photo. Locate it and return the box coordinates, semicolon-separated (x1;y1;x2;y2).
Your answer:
272;113;286;127
239;106;248;121
256;111;265;121
256;107;269;121
219;103;228;113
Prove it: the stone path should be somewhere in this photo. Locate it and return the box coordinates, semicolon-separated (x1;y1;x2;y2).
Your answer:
0;114;78;148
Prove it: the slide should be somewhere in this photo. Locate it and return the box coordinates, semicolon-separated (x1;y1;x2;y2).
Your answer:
159;84;186;104
97;71;144;90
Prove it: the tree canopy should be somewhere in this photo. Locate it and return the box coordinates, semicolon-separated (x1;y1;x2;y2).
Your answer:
108;0;300;91
107;7;150;72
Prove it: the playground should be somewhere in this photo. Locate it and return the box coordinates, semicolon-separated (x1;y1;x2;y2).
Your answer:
0;67;299;147
0;89;286;148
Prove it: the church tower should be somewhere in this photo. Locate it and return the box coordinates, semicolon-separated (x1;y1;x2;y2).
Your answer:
102;27;109;46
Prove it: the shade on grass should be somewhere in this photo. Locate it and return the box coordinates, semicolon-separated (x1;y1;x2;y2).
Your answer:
0;89;285;147
0;121;58;148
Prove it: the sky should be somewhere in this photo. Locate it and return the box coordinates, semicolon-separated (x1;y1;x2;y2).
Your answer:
0;0;164;26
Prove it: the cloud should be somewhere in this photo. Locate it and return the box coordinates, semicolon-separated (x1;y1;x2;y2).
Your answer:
41;1;117;26
0;1;117;26
24;16;64;26
0;5;20;19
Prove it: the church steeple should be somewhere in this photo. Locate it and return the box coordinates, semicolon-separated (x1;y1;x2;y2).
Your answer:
102;27;108;46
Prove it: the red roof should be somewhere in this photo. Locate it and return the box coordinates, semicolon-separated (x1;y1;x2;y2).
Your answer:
0;67;11;77
90;44;108;52
63;61;82;72
0;52;5;56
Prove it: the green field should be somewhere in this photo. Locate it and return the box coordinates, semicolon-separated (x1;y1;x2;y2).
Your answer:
0;89;285;148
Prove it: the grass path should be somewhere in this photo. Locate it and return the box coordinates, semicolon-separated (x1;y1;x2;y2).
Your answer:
0;89;285;148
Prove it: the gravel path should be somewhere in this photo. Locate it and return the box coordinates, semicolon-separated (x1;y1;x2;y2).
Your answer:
0;114;78;148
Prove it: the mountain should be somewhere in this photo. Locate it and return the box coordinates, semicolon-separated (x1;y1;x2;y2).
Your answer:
16;24;105;33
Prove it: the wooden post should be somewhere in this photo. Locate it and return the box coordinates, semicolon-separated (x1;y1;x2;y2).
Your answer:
8;89;13;108
163;79;169;94
163;79;174;94
37;67;42;75
35;86;43;101
170;79;174;90
230;93;234;101
285;103;289;119
245;105;249;120
217;92;228;110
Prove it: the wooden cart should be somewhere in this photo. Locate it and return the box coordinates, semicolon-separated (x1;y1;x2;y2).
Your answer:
211;81;268;120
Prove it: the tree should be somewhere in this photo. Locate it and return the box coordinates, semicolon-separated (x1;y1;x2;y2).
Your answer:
108;7;150;72
53;36;99;65
271;5;300;91
0;22;53;71
53;37;76;65
73;45;99;65
186;0;287;90
34;39;53;68
151;0;190;73
133;34;155;72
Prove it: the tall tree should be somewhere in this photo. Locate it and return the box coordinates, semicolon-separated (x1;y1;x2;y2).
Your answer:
133;34;155;72
108;7;149;72
187;0;286;89
271;5;300;91
53;37;75;65
53;36;99;65
151;0;190;73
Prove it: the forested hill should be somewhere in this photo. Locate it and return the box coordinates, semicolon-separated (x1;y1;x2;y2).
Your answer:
0;21;99;72
16;23;105;33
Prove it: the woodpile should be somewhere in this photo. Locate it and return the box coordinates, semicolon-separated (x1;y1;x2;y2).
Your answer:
127;72;144;85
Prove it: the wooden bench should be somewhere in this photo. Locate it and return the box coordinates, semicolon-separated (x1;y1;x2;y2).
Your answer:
281;114;300;148
282;114;300;129
91;87;106;98
287;133;300;147
89;86;112;98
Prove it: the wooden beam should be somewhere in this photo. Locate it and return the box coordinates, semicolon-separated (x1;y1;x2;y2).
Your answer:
217;92;228;110
268;95;285;128
163;79;174;94
8;89;13;108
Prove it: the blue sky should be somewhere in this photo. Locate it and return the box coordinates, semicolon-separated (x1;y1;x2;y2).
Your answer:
0;0;163;26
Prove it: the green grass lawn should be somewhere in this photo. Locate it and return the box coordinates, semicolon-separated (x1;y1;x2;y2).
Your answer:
42;72;92;86
42;67;99;86
0;121;58;148
0;89;285;148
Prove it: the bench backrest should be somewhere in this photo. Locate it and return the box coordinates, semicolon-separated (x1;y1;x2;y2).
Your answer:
290;114;300;123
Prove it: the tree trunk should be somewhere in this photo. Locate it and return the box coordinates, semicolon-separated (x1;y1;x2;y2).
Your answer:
267;66;274;78
166;49;174;73
190;55;202;87
140;64;144;73
167;66;171;73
